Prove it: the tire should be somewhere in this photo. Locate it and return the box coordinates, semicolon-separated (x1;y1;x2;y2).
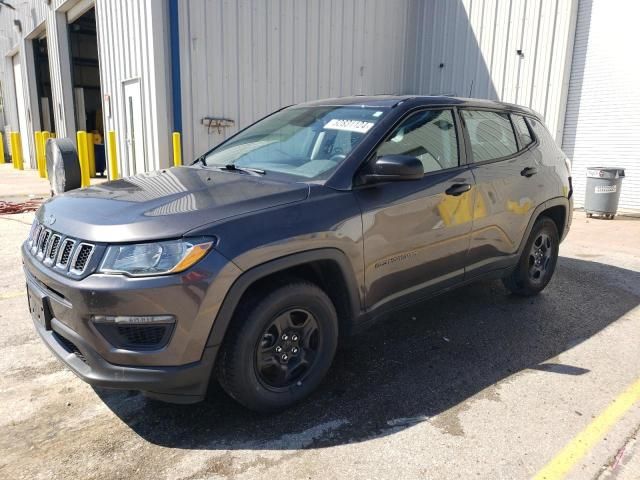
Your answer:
216;281;338;412
502;217;559;296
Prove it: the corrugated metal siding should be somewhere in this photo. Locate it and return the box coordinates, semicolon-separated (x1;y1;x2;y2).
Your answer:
178;0;412;162
95;0;172;175
0;0;171;174
0;1;78;164
562;0;640;212
407;0;578;143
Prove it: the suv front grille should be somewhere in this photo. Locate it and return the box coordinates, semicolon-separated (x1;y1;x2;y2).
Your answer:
27;220;96;277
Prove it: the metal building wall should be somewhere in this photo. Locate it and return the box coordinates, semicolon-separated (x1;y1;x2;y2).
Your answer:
178;0;413;162
0;0;172;174
95;0;173;175
407;0;579;143
562;0;640;212
0;0;76;167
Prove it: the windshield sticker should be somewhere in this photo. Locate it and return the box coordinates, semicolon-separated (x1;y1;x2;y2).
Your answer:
324;119;374;134
372;111;383;117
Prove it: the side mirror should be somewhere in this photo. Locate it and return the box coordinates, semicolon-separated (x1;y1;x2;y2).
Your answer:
360;155;424;184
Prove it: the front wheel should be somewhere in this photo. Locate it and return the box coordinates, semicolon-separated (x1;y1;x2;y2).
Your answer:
216;281;338;412
502;217;559;296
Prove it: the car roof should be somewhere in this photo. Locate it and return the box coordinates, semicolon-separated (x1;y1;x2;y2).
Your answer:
298;95;540;118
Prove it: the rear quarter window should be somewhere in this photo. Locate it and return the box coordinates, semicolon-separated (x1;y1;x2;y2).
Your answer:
512;115;534;148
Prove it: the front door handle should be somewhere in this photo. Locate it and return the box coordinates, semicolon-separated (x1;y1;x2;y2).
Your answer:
445;183;472;196
521;167;538;177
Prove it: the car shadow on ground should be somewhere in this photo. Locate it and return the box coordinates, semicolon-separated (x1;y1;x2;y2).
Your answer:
97;257;640;450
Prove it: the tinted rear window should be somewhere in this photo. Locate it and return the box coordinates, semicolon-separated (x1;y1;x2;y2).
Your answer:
461;110;518;162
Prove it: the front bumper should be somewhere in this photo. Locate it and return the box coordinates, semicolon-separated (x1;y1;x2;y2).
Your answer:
22;242;241;403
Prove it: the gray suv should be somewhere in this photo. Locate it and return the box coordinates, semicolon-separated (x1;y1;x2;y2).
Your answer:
23;96;573;412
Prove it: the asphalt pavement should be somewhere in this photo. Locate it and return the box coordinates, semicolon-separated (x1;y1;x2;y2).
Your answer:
1;210;639;480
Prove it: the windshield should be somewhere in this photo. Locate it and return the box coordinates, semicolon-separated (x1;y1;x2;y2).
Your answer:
202;105;389;180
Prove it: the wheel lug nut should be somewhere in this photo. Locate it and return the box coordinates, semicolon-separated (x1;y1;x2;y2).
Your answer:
282;334;289;341
275;346;282;353
291;347;299;354
291;335;298;342
281;354;288;361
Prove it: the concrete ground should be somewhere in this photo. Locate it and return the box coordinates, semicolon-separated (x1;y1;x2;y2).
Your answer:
0;162;107;203
1;210;639;480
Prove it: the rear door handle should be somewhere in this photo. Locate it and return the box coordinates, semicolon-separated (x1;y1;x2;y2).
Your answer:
521;167;538;177
445;183;472;196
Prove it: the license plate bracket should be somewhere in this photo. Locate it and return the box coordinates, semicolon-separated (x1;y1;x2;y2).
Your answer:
27;284;52;330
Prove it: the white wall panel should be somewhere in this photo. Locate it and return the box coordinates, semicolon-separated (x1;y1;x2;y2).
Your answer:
179;0;411;162
562;0;640;211
408;0;578;143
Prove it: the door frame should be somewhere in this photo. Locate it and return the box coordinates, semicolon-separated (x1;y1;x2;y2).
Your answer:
122;77;146;175
11;53;31;166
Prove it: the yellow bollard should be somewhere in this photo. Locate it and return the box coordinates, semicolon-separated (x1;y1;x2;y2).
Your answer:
35;131;45;178
76;131;90;187
107;130;119;180
0;132;5;164
41;131;51;178
87;133;96;177
10;132;24;170
172;132;182;167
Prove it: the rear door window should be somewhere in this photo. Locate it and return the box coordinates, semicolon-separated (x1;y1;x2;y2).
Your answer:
512;115;534;148
461;110;518;162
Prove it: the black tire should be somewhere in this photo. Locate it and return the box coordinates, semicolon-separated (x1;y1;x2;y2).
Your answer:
216;281;338;412
502;217;559;296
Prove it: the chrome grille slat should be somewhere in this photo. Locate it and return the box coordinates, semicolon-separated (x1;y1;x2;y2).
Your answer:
57;239;76;267
70;243;94;275
45;234;61;264
31;225;44;254
37;230;51;258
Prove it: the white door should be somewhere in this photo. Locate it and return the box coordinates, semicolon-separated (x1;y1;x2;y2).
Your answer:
12;54;30;164
123;79;146;175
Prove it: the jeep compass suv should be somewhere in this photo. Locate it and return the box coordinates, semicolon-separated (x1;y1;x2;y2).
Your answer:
23;96;573;412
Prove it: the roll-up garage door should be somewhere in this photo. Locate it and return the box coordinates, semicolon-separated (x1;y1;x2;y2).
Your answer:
562;0;640;212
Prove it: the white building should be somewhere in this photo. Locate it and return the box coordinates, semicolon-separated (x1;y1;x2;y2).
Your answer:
0;0;638;211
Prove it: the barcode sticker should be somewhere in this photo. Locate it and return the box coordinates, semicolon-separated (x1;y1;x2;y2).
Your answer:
324;119;374;134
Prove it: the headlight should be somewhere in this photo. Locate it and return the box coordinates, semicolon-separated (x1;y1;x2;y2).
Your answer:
98;237;213;276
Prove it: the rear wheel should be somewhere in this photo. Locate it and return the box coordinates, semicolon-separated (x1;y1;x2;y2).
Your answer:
216;281;338;412
502;217;559;296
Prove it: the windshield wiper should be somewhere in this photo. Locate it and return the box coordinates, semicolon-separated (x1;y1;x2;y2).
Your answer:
222;164;266;175
213;164;266;176
193;155;207;166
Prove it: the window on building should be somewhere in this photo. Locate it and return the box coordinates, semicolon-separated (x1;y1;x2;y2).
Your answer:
461;110;518;162
376;109;458;174
512;115;534;148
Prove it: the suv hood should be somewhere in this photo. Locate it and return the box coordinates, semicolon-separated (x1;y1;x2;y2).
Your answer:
36;167;310;243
